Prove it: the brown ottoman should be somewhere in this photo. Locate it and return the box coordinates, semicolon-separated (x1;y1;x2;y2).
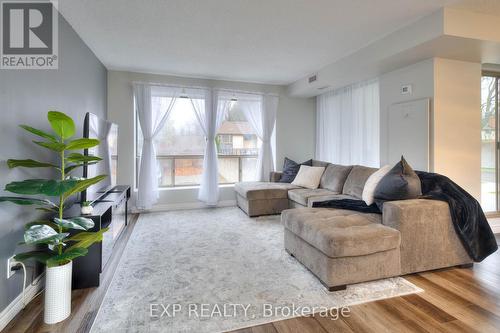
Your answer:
282;208;402;290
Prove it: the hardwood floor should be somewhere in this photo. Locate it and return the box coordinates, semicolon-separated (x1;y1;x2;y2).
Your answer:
228;244;500;333
3;214;139;333
4;220;499;333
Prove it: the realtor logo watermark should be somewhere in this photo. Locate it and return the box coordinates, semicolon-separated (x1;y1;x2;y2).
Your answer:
1;1;58;69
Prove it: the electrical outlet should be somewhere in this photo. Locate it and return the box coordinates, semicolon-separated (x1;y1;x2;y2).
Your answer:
7;255;20;279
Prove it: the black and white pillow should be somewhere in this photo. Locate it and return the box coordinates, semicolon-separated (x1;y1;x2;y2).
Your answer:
279;157;313;183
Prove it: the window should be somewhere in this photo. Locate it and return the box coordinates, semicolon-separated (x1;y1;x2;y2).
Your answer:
136;94;260;188
217;102;260;183
481;74;499;212
108;124;118;186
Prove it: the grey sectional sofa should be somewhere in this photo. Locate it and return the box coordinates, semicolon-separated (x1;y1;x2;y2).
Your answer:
234;160;472;291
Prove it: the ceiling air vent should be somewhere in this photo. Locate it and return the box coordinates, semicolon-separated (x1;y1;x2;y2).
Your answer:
308;74;317;83
317;85;331;90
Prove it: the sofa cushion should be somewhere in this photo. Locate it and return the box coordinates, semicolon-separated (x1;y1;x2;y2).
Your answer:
282;208;400;258
235;182;299;200
342;165;378;199
320;164;353;193
291;165;325;189
362;165;391;205
279;157;313;183
288;189;355;207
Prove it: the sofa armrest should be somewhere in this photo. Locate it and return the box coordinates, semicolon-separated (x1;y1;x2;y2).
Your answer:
270;171;283;182
382;199;471;274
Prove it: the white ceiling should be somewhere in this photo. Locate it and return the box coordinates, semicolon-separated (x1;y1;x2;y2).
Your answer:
59;0;470;85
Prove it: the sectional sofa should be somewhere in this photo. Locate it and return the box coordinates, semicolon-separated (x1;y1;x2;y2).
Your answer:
234;160;472;291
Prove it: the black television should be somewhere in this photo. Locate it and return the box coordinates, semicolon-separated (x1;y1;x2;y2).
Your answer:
82;112;118;203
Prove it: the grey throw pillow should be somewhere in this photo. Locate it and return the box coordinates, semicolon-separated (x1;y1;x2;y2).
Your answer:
320;164;353;193
279;157;313;183
374;156;422;207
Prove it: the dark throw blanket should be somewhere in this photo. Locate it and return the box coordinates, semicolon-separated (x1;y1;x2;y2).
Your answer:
313;199;381;214
415;171;497;262
312;171;498;262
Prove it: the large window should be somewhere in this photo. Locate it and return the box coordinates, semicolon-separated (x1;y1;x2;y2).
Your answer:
136;96;260;187
481;74;499;212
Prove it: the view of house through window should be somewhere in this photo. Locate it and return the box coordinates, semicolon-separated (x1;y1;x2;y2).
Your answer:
481;75;499;212
136;96;260;187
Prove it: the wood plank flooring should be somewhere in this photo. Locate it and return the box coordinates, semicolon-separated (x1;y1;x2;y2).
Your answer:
229;242;500;333
3;214;139;333
4;219;499;333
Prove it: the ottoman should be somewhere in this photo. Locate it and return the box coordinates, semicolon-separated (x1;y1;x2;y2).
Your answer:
234;182;299;217
282;208;402;290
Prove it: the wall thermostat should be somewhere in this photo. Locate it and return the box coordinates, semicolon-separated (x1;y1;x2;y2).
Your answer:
401;84;413;95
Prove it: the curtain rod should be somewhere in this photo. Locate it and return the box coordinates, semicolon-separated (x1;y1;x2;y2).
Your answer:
130;80;280;97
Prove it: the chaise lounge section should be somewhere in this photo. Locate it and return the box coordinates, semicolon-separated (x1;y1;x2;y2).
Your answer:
234;159;473;290
282;208;402;290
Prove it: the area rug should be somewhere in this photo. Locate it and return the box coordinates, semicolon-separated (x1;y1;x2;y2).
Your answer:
91;207;422;333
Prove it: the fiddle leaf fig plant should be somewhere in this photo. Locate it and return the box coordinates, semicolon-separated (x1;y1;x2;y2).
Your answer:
0;111;108;267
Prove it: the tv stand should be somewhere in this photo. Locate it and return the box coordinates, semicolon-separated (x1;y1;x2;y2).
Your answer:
65;185;131;289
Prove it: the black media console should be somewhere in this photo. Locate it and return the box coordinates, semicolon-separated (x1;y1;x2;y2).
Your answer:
65;185;131;289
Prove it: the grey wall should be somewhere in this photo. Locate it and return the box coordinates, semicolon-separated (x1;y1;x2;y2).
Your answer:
0;15;107;312
275;96;316;167
379;57;481;199
379;58;434;166
107;70;315;210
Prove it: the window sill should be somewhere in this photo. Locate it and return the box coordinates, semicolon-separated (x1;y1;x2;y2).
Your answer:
134;184;236;192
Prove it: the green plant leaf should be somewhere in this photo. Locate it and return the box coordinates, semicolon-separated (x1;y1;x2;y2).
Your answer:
54;217;94;231
66;153;102;163
14;251;53;264
66;138;100;150
46;247;88;267
5;179;79;196
47;111;75;140
33;141;66;152
7;159;57;169
64;161;98;174
0;196;57;207
25;220;59;230
66;228;108;251
24;224;56;243
36;207;59;213
19;125;58;142
24;225;68;245
63;175;107;199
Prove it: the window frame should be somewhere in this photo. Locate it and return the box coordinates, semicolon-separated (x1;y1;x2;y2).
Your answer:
481;72;500;215
134;95;260;189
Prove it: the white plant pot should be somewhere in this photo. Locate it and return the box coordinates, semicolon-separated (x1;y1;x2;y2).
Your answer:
44;261;72;324
81;205;93;215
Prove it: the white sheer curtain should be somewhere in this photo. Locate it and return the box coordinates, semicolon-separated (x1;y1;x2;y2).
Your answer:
316;79;380;167
87;116;112;184
134;84;179;209
239;93;279;181
189;88;228;205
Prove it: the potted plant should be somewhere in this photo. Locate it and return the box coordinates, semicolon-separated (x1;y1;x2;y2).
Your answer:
81;201;93;215
0;111;107;324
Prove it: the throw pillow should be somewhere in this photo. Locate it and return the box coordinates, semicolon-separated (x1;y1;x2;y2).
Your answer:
320;164;353;193
279;157;313;183
374;156;422;206
291;165;326;189
362;165;391;205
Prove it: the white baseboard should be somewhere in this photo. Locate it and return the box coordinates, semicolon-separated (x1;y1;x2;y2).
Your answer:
0;273;45;331
131;199;237;213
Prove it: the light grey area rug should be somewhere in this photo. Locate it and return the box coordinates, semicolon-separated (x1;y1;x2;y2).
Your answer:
91;207;422;333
